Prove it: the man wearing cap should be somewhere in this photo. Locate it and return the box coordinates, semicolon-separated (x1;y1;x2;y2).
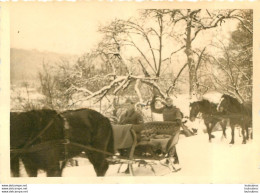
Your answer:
151;96;182;125
119;99;144;125
150;95;194;136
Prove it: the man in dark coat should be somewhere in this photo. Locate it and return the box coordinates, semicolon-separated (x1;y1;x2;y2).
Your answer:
150;95;194;137
118;99;144;174
119;100;144;125
151;96;182;125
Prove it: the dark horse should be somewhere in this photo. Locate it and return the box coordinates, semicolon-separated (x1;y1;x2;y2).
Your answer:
217;94;252;144
190;100;228;142
10;108;114;177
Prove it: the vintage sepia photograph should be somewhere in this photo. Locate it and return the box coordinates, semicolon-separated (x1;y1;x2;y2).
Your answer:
3;2;258;183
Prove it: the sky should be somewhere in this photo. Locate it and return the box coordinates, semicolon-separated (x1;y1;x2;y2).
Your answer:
10;2;139;55
10;4;239;56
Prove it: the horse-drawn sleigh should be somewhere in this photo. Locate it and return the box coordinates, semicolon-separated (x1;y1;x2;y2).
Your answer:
10;108;181;177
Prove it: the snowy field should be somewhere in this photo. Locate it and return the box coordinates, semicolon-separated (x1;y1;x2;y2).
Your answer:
17;127;260;183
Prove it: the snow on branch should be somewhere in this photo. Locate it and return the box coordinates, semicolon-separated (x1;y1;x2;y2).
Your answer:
86;76;126;100
67;85;93;95
113;75;131;95
141;79;166;99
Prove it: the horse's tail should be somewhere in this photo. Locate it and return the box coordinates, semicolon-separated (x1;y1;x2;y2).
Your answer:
10;155;20;177
105;117;115;155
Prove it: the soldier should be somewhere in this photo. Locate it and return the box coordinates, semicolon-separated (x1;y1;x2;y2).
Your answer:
150;95;194;169
119;99;144;125
150;95;194;137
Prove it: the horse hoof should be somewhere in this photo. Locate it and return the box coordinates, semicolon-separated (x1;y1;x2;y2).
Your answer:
229;141;234;144
210;135;215;138
242;141;246;144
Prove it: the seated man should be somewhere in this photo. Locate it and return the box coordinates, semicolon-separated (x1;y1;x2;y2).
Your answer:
119;99;144;125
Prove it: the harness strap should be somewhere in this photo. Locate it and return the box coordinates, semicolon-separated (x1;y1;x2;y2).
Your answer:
11;139;67;154
69;142;115;157
59;114;70;163
21;119;55;150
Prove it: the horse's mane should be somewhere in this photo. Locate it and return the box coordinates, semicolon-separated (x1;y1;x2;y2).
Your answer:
191;99;217;107
221;94;252;116
190;99;218;115
222;94;241;106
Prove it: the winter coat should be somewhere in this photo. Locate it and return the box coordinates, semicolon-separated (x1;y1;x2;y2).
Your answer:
150;96;182;124
119;108;144;125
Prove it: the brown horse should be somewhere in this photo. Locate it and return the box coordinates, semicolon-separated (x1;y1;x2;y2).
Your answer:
190;100;228;142
217;94;252;144
10;108;114;177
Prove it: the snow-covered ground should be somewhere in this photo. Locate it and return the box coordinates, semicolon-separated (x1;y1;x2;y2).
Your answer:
12;89;259;182
18;128;260;183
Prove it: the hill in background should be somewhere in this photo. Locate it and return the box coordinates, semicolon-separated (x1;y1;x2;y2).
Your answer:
11;48;78;85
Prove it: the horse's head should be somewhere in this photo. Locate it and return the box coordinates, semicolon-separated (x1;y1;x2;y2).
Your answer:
189;102;200;122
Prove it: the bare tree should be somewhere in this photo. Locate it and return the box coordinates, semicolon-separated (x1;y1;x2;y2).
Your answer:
66;10;183;103
54;9;252;109
167;9;252;100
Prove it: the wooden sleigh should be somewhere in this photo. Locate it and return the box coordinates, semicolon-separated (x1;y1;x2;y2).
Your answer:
109;121;181;176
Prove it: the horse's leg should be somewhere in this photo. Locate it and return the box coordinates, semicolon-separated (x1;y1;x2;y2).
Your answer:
59;160;68;175
21;157;38;177
88;152;109;177
10;155;20;177
245;122;250;141
210;120;218;140
46;163;62;177
241;123;247;144
220;120;227;138
88;136;110;176
205;122;214;142
241;128;246;144
230;123;235;144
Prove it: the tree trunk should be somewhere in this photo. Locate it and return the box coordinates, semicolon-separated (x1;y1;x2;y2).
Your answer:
185;10;198;101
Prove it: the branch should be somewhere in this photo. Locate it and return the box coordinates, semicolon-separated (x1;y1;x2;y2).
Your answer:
127;35;157;74
166;63;188;95
67;85;93;95
85;76;126;100
123;21;158;71
232;15;253;34
140;79;166;99
170;46;185;57
113;76;131;95
138;60;150;77
195;47;207;72
134;79;143;102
